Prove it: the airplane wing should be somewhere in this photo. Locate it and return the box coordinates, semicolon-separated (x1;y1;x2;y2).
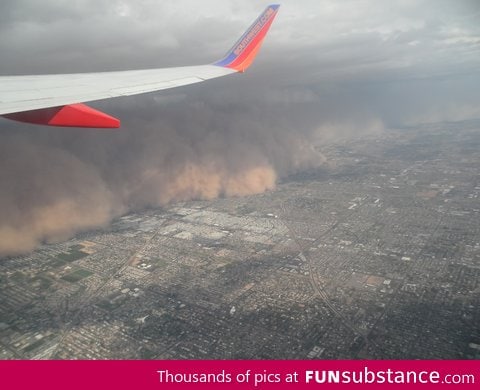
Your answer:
0;4;280;128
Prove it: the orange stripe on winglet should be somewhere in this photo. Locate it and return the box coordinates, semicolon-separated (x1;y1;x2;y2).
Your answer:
231;39;265;73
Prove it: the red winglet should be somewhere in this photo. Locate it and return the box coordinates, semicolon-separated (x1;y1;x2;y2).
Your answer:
3;103;120;128
214;4;280;72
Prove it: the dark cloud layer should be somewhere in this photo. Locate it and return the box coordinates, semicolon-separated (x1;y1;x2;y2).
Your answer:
0;0;479;256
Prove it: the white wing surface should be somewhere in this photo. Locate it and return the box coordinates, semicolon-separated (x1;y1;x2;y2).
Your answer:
0;5;280;128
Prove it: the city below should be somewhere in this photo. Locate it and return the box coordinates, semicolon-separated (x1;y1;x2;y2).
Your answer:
1;120;479;359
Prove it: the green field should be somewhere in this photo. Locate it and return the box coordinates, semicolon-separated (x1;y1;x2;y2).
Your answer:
56;249;88;262
61;269;93;283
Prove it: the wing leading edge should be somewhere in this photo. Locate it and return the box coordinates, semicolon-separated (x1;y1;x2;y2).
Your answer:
0;4;280;128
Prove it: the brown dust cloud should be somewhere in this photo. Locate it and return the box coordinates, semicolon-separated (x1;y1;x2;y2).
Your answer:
1;83;364;257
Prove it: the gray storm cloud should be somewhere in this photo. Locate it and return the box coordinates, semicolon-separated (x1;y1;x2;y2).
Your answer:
0;0;479;256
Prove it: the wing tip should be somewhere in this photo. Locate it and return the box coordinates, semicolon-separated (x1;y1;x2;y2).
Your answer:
214;4;280;72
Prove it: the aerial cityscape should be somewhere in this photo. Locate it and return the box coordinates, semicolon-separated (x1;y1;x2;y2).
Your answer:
1;120;479;359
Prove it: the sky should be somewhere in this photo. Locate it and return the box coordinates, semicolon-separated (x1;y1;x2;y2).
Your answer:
0;0;479;256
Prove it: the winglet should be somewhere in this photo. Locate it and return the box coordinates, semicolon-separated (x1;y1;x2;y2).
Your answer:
214;4;280;72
